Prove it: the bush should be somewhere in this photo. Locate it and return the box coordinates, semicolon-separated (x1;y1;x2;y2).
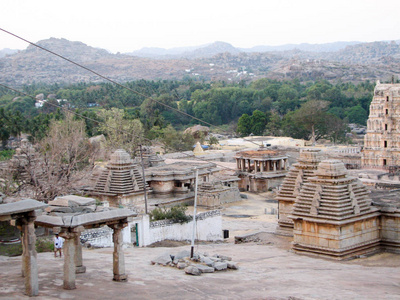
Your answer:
149;205;191;224
0;149;15;161
36;238;54;253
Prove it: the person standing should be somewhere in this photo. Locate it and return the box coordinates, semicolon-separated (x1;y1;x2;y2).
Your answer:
54;234;64;258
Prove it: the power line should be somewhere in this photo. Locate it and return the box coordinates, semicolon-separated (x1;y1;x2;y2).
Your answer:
0;27;262;148
0;82;239;173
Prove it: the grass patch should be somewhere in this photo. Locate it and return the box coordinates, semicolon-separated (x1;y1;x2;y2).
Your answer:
0;149;15;161
0;237;54;257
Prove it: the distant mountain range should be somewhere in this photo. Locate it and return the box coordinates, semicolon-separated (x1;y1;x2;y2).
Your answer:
1;38;400;86
127;41;363;59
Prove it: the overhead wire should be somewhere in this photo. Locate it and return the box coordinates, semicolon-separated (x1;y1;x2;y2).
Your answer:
0;82;240;173
0;27;264;172
0;27;263;148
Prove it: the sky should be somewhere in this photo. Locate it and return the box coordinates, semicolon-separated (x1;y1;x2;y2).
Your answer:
1;0;399;53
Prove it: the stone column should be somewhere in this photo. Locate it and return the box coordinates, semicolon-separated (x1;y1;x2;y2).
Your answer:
260;161;264;172
17;213;38;297
74;226;86;274
273;161;277;171
110;223;128;282
60;231;78;290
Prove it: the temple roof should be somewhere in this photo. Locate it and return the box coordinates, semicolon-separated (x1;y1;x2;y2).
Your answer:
291;160;378;221
276;149;321;203
88;149;147;196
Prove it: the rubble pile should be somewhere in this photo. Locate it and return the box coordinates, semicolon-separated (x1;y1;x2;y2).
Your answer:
151;250;239;276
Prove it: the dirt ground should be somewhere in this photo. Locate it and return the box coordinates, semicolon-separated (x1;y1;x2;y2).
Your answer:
1;192;400;299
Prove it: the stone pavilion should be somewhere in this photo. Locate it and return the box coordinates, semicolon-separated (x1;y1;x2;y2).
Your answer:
235;148;288;192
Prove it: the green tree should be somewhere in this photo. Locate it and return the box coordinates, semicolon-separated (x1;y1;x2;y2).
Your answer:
237;114;252;136
250;110;268;136
97;108;145;156
283;100;331;143
345;105;368;125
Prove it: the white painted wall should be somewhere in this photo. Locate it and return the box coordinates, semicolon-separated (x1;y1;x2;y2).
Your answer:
138;211;222;247
81;210;222;248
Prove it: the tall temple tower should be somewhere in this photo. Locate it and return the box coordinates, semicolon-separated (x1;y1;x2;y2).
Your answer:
362;81;400;169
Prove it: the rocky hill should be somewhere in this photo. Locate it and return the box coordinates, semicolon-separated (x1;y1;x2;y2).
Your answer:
1;38;400;86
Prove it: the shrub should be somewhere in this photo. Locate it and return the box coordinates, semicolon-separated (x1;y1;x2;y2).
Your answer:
149;205;191;224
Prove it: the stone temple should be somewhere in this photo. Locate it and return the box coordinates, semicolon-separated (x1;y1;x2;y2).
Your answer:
290;160;381;259
362;81;400;169
86;149;147;208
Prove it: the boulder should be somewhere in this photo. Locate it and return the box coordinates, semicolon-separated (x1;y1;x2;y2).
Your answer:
200;256;215;267
177;262;187;269
218;255;232;261
184;266;201;276
192;264;214;273
151;253;172;266
214;262;228;271
227;261;239;270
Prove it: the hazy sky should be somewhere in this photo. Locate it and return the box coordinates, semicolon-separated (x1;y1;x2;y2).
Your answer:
1;0;399;53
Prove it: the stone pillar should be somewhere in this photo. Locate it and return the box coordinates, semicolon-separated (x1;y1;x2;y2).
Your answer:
60;231;78;290
273;161;277;171
17;213;38;297
260;161;264;172
74;227;86;274
110;223;128;282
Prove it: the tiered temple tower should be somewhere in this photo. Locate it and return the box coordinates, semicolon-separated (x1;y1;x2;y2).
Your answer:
87;149;147;208
362;81;400;169
290;160;380;260
276;149;321;234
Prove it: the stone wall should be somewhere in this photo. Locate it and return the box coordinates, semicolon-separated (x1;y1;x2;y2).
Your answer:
80;210;222;248
137;210;223;247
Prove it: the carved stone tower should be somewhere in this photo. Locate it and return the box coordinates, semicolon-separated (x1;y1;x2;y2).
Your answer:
362;81;400;168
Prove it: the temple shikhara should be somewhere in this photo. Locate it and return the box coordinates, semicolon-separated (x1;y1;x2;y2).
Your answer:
276;149;321;234
362;81;400;169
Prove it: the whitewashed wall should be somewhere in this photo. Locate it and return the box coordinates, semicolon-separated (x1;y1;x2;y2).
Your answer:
138;210;222;247
80;210;222;248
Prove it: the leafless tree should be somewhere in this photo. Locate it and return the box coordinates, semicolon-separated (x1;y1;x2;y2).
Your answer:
12;111;95;202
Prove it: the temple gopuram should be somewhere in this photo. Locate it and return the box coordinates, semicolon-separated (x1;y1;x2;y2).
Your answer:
362;81;400;169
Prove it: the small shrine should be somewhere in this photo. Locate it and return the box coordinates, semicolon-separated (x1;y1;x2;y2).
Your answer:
290;160;381;260
86;149;148;208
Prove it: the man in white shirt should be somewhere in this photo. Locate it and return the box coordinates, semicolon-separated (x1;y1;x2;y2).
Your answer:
54;234;64;258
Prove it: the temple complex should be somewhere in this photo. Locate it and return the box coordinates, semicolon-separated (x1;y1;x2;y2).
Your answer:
276;149;321;234
235;148;288;192
85;149;148;208
362;82;400;169
290;160;381;259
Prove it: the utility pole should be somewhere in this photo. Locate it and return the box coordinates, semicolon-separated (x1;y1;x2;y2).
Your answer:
190;168;199;258
139;144;148;214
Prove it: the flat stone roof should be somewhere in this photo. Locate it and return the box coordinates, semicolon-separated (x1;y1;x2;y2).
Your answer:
0;199;47;218
35;209;137;229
